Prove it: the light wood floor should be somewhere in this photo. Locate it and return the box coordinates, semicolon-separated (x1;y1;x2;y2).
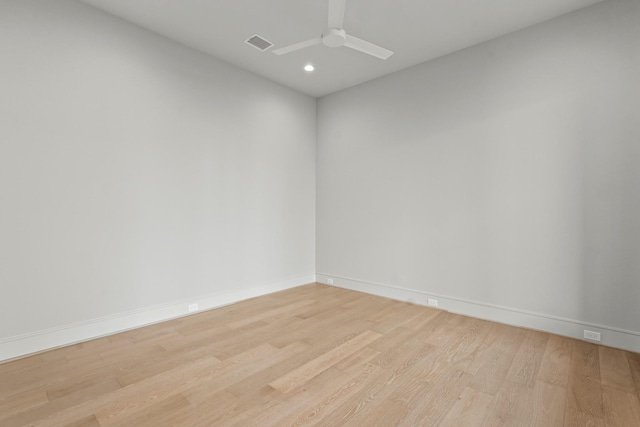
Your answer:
1;284;640;427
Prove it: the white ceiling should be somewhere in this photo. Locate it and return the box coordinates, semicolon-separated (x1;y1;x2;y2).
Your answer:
79;0;604;98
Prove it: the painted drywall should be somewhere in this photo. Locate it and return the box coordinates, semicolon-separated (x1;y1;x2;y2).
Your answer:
317;0;640;337
0;0;315;347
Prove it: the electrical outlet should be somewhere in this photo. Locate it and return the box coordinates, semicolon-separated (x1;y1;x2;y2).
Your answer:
583;330;601;342
326;278;334;285
188;303;199;313
428;298;438;307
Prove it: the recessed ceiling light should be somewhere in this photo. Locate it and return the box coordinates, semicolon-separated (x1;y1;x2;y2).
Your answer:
304;64;315;72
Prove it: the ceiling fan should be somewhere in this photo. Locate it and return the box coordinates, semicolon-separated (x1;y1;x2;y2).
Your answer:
272;0;394;60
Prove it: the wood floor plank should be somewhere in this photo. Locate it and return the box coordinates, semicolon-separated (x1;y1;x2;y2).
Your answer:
0;283;637;427
102;340;167;363
225;298;315;328
106;394;192;427
64;415;101;427
506;330;549;388
305;343;434;427
190;388;280;427
567;340;603;418
226;365;370;427
598;346;636;393
266;306;370;349
439;317;494;372
0;354;43;375
333;347;380;373
206;340;310;398
482;380;536;427
469;326;525;395
531;380;566;426
0;358;69;397
210;316;304;360
106;326;176;348
628;351;640;395
268;329;381;393
294;301;350;321
163;320;265;353
46;378;122;404
358;398;408;426
563;407;605;427
30;345;272;427
538;334;573;387
291;363;385;426
400;306;442;330
173;316;231;337
370;304;424;334
424;312;459;347
400;368;473;426
0;388;49;419
367;326;417;354
114;344;213;387
386;319;491;413
0;377;122;427
464;322;512;375
385;344;452;408
439;386;494;427
94;344;276;427
601;386;640;427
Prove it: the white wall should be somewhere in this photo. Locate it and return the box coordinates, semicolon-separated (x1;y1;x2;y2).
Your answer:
0;0;315;358
317;0;640;349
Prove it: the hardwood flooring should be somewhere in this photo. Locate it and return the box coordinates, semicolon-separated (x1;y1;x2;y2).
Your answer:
1;283;639;426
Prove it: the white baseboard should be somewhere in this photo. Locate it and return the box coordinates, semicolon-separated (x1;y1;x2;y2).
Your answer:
0;275;315;363
316;274;640;354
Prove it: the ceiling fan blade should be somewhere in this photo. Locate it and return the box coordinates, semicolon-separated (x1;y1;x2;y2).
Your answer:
328;0;347;29
344;34;394;60
272;37;322;55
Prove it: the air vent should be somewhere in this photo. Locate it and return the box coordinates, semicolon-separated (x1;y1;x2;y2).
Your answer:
245;34;273;51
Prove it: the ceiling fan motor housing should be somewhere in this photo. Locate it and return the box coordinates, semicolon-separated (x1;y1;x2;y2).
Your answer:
323;28;346;47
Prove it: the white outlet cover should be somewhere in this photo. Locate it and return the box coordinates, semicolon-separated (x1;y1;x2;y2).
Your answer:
327;278;334;284
428;299;438;307
583;330;601;341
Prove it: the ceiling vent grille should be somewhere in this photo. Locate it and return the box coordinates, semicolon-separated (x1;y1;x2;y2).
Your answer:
245;34;273;51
